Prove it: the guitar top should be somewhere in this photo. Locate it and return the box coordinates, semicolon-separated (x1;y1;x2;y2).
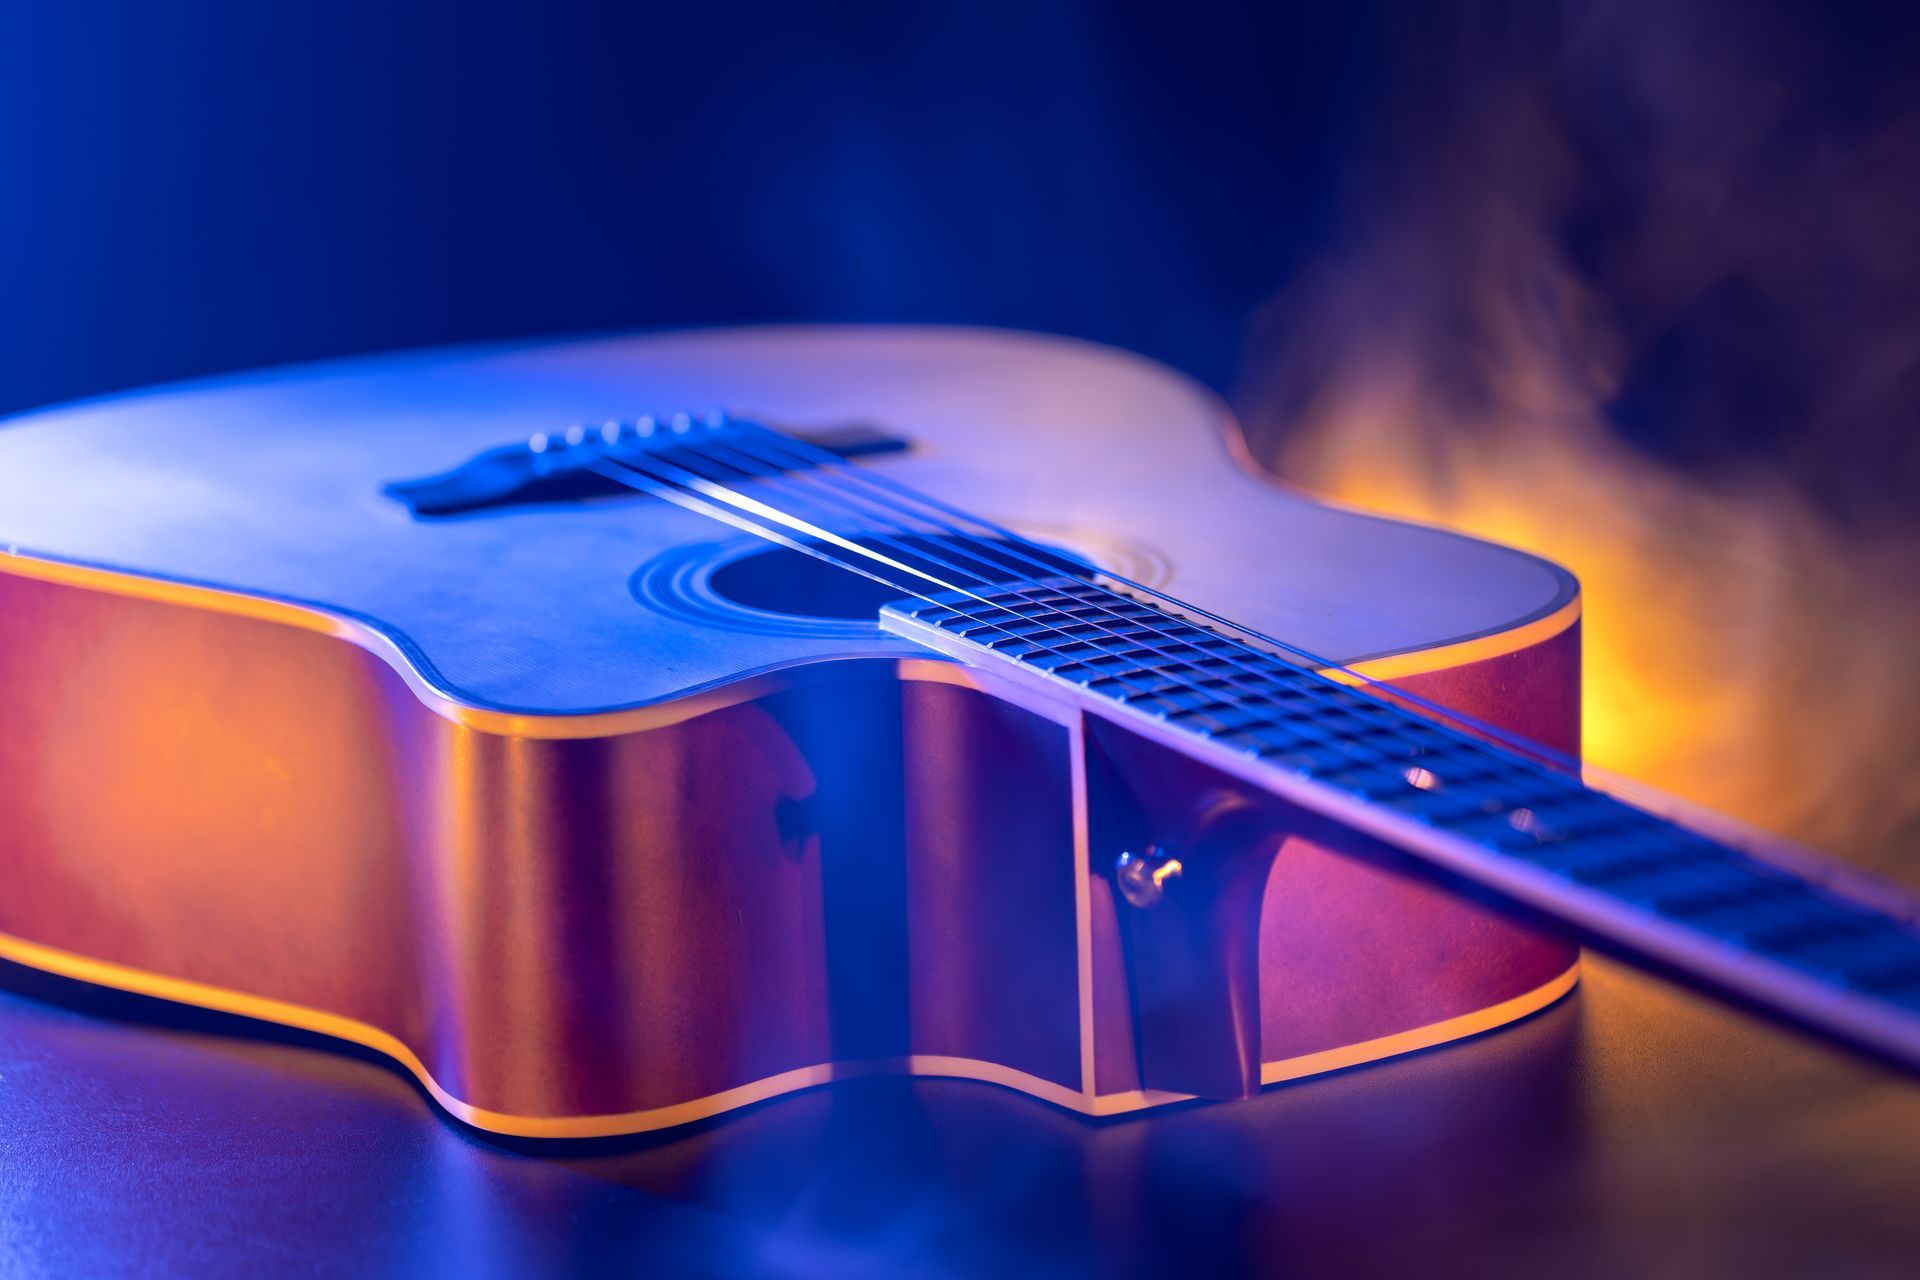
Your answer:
0;326;1573;715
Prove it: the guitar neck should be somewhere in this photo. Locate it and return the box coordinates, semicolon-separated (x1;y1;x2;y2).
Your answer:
881;575;1920;1069
479;409;1920;1068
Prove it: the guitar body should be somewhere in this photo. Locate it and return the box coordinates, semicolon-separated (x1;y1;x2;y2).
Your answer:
0;327;1582;1136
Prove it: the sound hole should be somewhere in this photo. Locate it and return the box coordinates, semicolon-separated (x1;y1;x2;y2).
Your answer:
705;535;1088;622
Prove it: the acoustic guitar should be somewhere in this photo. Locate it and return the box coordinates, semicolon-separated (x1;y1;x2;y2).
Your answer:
0;326;1914;1138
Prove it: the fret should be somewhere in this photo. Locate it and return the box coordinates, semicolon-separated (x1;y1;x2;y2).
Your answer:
885;576;1920;1015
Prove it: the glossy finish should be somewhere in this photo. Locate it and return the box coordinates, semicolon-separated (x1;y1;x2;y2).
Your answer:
0;326;1576;714
0;327;1589;1133
0;556;1576;1132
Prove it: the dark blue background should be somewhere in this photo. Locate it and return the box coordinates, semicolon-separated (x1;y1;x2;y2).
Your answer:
0;2;1379;416
7;0;1917;535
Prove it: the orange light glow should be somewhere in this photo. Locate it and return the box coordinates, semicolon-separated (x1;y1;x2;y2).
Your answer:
1232;3;1920;881
1238;376;1920;879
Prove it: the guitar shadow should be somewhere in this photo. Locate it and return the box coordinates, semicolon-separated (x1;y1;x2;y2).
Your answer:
1;952;1588;1275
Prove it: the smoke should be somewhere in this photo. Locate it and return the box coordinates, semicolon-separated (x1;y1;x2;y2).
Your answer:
1236;0;1920;877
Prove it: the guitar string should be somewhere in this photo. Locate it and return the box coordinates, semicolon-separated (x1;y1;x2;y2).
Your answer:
598;437;1432;772
625;427;1920;947
632;416;1920;1008
676;429;1452;766
720;415;1586;774
708;424;1553;769
591;449;1323;728
582;447;1373;769
592;440;1850;947
693;420;1560;769
582;411;1416;727
582;456;958;604
586;431;1876;946
599;426;1559;775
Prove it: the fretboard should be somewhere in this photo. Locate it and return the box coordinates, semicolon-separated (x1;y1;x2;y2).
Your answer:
483;407;1920;1067
882;575;1920;1061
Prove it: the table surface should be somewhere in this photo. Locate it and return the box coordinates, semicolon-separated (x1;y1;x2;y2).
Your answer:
1;953;1915;1278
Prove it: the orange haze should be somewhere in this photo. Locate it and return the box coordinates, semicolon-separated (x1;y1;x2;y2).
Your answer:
1235;2;1920;880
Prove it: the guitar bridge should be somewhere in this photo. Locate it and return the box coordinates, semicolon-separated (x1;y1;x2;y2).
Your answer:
385;414;909;517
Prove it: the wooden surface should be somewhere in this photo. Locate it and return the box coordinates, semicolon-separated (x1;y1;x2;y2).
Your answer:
0;327;1574;715
2;954;1915;1277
